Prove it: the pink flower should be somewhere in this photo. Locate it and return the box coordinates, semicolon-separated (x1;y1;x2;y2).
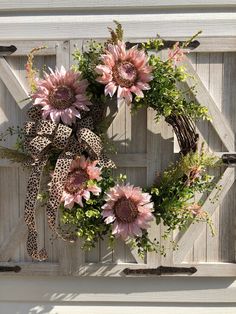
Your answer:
102;184;154;240
95;41;153;107
61;156;102;209
187;204;206;218
32;66;92;126
168;42;189;65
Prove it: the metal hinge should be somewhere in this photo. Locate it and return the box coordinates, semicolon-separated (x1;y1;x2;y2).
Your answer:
0;45;17;57
222;154;236;166
123;265;197;276
0;265;21;273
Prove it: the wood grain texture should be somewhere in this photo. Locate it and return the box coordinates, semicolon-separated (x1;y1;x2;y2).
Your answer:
79;262;236;278
0;0;236;11
0;58;29;107
1;14;236;40
182;57;234;151
174;168;235;264
0;39;235;278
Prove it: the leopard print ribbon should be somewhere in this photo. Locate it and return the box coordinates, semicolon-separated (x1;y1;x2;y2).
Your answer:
24;106;115;261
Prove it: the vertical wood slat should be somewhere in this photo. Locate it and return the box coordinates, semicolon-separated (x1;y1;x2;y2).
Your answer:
182;53;197;263
192;52;210;263
146;107;161;267
220;52;236;263
206;52;223;262
111;98;127;263
56;40;85;274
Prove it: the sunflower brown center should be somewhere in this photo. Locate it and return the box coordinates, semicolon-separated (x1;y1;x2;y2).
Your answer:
113;61;138;88
64;169;89;194
114;197;139;223
49;85;76;109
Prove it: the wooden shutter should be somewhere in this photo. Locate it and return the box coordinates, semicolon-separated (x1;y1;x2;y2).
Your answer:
0;38;235;277
77;38;236;277
0;40;84;276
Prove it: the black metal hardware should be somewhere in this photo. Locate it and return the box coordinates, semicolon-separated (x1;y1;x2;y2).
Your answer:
0;45;17;57
126;40;200;51
222;154;236;166
0;265;21;273
123;265;197;275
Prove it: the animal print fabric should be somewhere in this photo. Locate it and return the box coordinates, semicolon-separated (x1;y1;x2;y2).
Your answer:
23;106;115;261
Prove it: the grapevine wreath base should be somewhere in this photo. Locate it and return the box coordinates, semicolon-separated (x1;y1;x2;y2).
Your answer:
0;22;221;261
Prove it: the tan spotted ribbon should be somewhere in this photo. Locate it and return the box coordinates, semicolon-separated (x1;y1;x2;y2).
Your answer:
24;106;115;261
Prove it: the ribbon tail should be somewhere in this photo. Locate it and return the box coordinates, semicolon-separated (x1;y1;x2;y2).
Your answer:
46;139;84;239
24;157;48;261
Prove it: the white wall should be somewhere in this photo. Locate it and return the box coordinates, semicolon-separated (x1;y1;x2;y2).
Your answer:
0;276;236;313
0;1;236;313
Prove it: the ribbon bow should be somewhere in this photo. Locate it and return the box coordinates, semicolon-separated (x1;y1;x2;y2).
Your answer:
24;106;115;261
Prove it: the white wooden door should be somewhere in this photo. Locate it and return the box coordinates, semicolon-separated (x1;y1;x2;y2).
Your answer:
0;38;235;277
0;40;84;275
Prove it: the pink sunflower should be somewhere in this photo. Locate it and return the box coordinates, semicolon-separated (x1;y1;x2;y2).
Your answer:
102;184;154;240
95;41;153;107
32;66;92;126
61;156;102;209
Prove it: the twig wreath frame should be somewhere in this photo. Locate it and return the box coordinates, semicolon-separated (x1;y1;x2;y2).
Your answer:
0;22;221;261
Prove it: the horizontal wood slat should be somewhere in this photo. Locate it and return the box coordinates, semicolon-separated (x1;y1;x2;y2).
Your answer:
0;0;236;11
79;262;236;278
0;41;58;56
1;16;236;40
0;262;60;276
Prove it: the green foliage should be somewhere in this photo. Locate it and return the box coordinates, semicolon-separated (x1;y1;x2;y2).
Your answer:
133;54;210;121
142;37;164;52
61;169;116;250
0;22;221;259
72;40;105;104
151;149;220;233
107;20;124;44
129;232;166;259
0;126;30;165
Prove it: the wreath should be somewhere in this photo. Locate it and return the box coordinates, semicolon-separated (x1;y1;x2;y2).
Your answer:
0;22;220;261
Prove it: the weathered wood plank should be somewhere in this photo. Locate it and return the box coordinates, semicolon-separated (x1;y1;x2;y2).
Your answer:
183;59;234;151
79;262;236;278
0;217;27;262
174;167;235;264
192;52;210;263
0;41;57;56
206;52;223;262
182;57;234;151
146;107;162;267
1;15;236;40
108;153;147;168
219;52;236;263
0;58;29;108
1;0;236;11
0;262;60;276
